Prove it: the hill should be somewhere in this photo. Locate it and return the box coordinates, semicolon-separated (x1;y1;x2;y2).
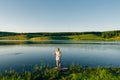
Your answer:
0;30;120;41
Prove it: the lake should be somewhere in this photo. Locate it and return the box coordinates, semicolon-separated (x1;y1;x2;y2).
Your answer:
0;40;120;71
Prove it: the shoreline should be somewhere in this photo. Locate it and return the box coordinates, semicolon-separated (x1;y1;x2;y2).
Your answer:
0;64;120;80
0;40;120;45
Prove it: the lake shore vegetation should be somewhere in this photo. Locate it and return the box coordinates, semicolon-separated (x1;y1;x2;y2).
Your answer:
0;64;120;80
0;30;120;41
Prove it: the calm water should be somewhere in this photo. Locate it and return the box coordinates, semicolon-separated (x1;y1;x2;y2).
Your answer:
0;41;120;71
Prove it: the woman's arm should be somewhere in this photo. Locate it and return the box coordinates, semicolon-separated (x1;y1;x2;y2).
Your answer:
54;51;56;55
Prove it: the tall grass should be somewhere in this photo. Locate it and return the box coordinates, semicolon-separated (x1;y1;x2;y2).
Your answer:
0;64;120;80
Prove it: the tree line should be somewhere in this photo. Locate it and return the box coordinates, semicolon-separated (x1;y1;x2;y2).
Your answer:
0;30;120;39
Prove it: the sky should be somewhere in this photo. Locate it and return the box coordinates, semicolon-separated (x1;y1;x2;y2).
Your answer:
0;0;120;32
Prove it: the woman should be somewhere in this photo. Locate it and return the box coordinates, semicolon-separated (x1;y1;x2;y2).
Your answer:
54;48;62;68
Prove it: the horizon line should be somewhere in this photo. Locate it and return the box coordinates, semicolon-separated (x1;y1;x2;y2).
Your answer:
0;29;120;33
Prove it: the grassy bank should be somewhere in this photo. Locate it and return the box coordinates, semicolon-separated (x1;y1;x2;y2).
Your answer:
0;30;120;41
0;64;120;80
0;34;119;41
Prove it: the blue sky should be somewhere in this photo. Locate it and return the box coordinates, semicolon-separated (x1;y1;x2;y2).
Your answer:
0;0;120;32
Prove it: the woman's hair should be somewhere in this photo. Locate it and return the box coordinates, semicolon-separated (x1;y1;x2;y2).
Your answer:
58;48;60;51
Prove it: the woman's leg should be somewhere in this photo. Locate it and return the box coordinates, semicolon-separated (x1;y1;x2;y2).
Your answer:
58;59;61;68
56;60;59;68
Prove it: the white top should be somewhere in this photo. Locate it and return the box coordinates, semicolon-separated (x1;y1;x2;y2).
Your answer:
55;51;61;60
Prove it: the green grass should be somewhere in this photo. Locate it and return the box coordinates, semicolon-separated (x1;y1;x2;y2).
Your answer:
0;64;120;80
0;35;27;40
29;37;51;40
0;34;120;41
68;34;104;40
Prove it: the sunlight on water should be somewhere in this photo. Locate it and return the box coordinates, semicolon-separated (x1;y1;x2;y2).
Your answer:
0;41;120;71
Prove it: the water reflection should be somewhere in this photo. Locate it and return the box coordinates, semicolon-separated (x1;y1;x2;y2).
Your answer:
9;52;24;55
0;40;120;45
0;41;120;71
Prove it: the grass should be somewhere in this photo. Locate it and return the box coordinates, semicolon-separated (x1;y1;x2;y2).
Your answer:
68;34;104;40
29;37;51;40
0;35;27;40
1;30;120;41
0;33;120;41
0;64;120;80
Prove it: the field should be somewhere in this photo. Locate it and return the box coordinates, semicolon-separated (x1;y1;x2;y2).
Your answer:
0;30;120;41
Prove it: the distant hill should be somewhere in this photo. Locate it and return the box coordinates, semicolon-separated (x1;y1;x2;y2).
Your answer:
0;30;120;41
